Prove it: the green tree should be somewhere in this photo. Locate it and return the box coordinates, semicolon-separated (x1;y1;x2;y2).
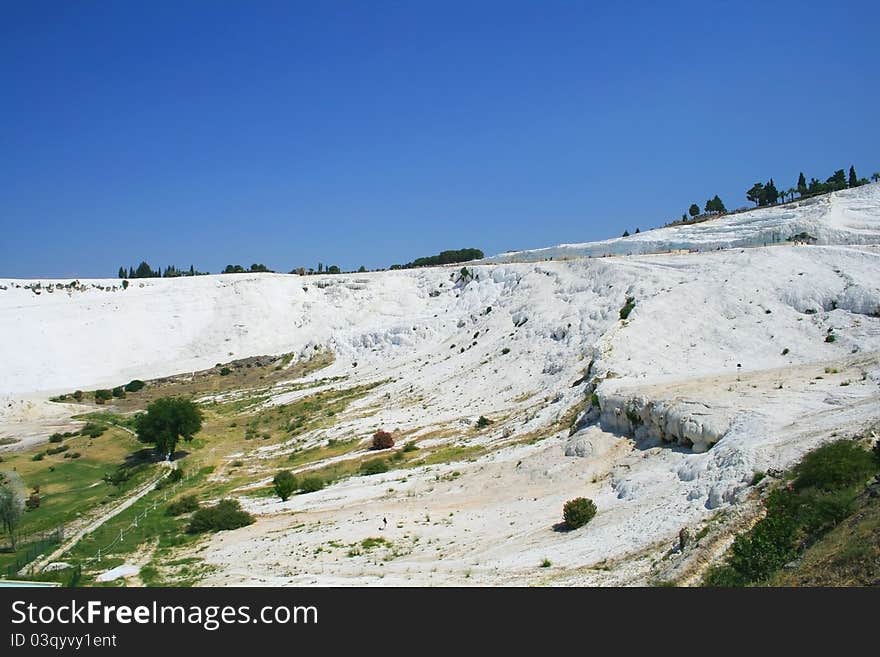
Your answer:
136;397;203;460
118;267;126;279
705;195;726;214
848;165;858;187
135;261;155;278
826;169;847;191
797;172;807;197
622;229;630;237
689;203;700;217
872;173;880;183
681;213;687;222
357;265;366;272
0;472;25;550
273;471;297;501
764;178;779;205
747;182;764;206
327;265;341;274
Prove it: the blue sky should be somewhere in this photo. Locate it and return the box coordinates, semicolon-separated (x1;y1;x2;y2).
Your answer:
1;1;878;277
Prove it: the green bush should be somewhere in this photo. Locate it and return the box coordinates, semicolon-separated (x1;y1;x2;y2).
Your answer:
186;499;253;533
402;441;418;452
72;390;84;402
80;422;106;438
360;459;388;476
63;452;81;459
32;452;45;461
794;440;876;491
704;440;879;587
49;433;64;443
299;476;324;493
46;444;69;455
219;367;231;376
619;296;636;320
273;470;298;501
94;389;113;404
103;467;132;486
166;495;200;516
111;386;126;398
476;415;492;428
563;497;597;529
124;379;145;393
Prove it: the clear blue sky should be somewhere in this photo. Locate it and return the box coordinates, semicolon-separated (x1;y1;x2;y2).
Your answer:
2;1;878;278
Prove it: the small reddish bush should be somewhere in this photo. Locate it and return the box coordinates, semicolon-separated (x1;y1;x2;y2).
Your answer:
371;430;394;450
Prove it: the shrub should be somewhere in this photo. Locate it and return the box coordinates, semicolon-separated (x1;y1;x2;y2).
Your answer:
704;440;879;587
781;348;790;355
825;334;836;343
166;495;200;516
476;415;492;428
402;441;418;452
371;430;394;450
103;467;132;486
563;497;597;529
46;445;69;455
273;470;298;501
501;347;510;355
299;476;324;494
63;452;81;459
124;379;145;393
72;390;84;402
31;453;44;461
94;389;113;404
111;386;126;398
25;493;40;510
80;423;105;439
186;499;253;533
360;459;388;476
794;440;876;491
619;296;636;320
49;433;64;443
219;367;231;376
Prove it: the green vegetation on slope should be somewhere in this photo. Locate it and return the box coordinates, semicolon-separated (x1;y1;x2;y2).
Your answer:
703;437;880;587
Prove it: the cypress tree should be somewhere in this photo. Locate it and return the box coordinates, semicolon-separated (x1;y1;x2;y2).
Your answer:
797;172;807;196
848;165;858;187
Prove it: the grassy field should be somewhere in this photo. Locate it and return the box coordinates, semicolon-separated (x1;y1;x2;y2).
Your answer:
0;351;337;583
